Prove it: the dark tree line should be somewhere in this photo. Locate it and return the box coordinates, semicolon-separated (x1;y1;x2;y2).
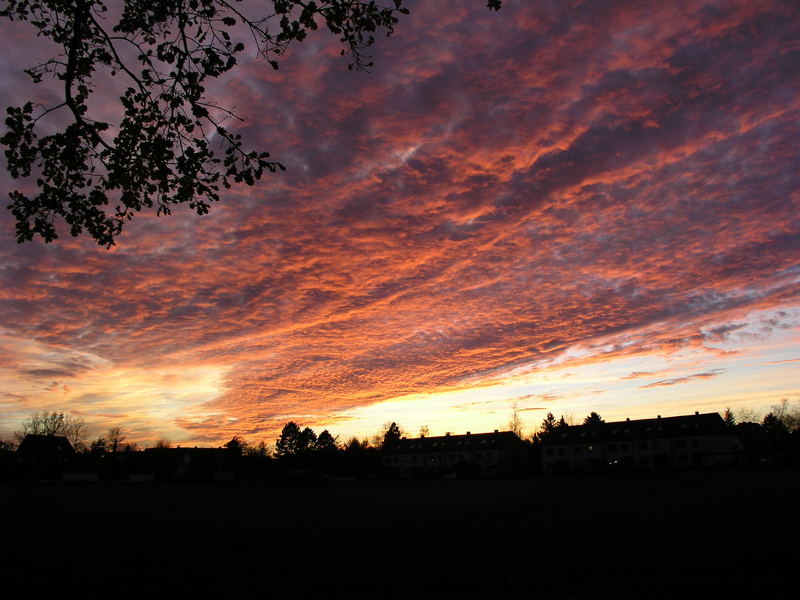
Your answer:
1;415;414;480
5;403;800;481
275;421;338;458
724;401;800;463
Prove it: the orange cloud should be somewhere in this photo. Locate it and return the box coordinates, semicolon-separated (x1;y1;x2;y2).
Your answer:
1;0;799;443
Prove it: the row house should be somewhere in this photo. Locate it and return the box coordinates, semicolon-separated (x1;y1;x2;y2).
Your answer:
382;430;527;477
541;412;744;474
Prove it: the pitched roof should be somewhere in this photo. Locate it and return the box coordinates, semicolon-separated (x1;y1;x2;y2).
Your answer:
385;430;525;455
542;412;730;445
16;434;75;456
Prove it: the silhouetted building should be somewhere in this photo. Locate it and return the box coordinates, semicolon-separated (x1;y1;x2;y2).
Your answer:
382;430;527;477
16;434;75;478
540;412;744;473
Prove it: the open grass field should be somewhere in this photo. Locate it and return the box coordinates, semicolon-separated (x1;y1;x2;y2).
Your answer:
3;467;798;598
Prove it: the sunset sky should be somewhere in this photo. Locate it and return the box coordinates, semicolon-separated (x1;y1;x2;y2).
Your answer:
1;0;798;447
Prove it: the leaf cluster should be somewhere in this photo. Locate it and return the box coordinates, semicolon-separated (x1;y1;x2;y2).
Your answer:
0;0;425;245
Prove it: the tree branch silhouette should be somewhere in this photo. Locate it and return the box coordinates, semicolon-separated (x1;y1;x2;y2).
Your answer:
1;0;502;247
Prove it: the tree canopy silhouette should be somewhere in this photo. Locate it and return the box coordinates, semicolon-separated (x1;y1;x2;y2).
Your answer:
314;429;338;453
381;421;402;449
275;421;303;457
275;421;326;458
15;410;87;448
1;0;502;246
583;412;605;427
534;412;569;443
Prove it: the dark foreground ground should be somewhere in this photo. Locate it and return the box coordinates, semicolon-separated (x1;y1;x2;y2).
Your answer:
3;467;798;598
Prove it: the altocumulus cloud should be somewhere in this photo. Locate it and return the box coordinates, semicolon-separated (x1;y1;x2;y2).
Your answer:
0;0;799;440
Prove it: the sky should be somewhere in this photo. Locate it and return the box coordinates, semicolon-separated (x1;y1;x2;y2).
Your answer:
1;0;799;447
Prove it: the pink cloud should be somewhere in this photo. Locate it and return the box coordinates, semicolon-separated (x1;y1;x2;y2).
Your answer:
1;0;799;442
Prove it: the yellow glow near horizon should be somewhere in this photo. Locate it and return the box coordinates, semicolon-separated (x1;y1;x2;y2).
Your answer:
0;332;229;444
321;324;800;443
